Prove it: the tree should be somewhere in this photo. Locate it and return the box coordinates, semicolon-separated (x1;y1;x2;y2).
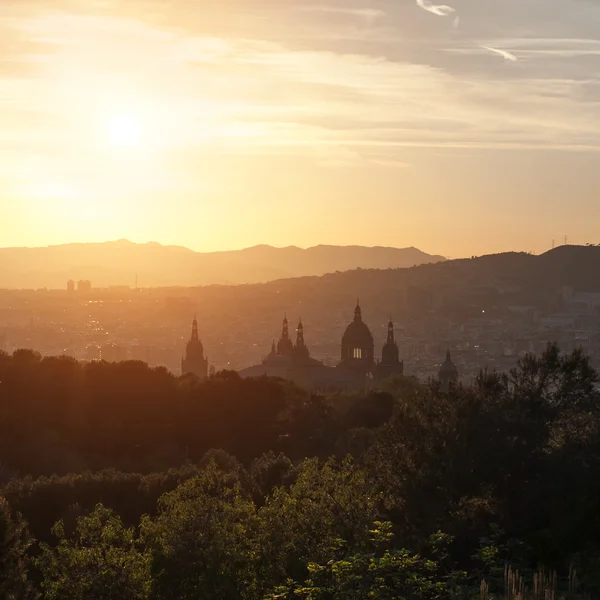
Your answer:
257;457;380;586
37;504;150;600
141;462;259;600
268;522;465;600
0;497;37;600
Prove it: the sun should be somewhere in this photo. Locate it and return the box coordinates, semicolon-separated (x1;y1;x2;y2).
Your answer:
107;114;142;148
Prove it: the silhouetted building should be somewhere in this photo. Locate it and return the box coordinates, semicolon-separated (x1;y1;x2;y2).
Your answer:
67;280;75;294
377;319;404;379
181;317;208;379
338;301;375;377
239;315;342;389
276;315;294;356
439;349;459;392
77;280;92;294
239;301;405;391
293;318;310;361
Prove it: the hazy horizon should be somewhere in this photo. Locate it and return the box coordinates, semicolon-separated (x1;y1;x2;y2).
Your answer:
3;0;600;256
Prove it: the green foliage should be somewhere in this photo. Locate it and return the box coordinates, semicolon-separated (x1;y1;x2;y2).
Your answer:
258;457;380;585
0;497;37;600
267;522;466;600
2;344;600;597
37;504;150;600
141;461;260;600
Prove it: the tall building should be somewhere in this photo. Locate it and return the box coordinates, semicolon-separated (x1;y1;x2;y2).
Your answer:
338;301;375;377
293;318;310;361
276;315;294;356
378;319;404;379
181;317;209;379
439;349;459;392
67;280;75;294
77;280;92;294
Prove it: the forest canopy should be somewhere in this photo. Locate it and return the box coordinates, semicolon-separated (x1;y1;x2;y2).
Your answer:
1;345;600;598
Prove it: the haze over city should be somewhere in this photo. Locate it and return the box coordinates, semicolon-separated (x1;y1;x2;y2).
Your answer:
3;0;600;256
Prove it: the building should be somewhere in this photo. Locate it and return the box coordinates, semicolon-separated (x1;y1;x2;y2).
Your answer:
77;280;92;294
338;301;375;377
67;280;75;294
378;318;404;379
181;317;209;379
439;349;459;392
238;301;405;391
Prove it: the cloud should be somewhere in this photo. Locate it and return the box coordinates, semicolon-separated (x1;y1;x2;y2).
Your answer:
2;0;600;174
416;0;455;17
296;6;385;21
481;46;518;61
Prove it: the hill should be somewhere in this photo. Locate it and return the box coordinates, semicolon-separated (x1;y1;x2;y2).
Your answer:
0;240;446;289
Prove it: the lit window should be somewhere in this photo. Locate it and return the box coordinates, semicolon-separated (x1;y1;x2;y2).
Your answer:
353;348;362;359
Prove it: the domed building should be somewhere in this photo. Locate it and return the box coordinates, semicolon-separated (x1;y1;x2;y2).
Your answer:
439;349;459;392
239;301;406;391
338;301;375;377
181;317;209;379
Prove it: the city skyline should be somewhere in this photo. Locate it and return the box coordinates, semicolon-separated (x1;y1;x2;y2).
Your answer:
3;0;600;257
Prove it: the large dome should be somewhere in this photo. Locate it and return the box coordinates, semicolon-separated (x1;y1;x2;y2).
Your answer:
342;319;374;347
341;302;374;348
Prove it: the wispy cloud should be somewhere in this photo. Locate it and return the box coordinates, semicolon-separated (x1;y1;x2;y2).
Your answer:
296;6;385;21
416;0;455;17
482;46;518;61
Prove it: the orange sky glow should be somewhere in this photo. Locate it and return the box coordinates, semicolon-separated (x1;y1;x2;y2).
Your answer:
3;0;600;257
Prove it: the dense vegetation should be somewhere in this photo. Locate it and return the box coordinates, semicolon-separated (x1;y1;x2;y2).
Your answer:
1;345;600;598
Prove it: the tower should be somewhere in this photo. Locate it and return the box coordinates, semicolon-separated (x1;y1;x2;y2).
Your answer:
379;318;404;377
181;317;209;379
276;315;294;356
293;318;310;361
439;349;458;392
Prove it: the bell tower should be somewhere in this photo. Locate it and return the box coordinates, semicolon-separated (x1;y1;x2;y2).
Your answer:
379;318;403;377
181;317;209;379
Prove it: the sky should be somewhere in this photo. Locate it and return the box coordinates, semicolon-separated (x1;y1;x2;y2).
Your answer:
2;0;600;257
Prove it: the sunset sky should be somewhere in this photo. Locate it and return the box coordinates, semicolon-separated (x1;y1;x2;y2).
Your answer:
3;0;600;257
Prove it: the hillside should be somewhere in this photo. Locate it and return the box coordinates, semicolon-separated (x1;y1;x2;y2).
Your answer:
0;240;446;289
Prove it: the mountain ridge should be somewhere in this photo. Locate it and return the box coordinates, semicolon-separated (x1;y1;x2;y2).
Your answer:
0;240;446;289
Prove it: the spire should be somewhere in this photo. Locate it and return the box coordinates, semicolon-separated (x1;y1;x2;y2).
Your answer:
282;314;290;340
191;316;199;342
277;314;294;356
387;319;395;344
354;299;362;321
446;348;451;361
296;317;305;347
271;339;276;354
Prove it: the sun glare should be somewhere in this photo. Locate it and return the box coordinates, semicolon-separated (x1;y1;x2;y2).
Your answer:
107;114;142;148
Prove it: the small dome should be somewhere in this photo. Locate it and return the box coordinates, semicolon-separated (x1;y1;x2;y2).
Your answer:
439;350;458;378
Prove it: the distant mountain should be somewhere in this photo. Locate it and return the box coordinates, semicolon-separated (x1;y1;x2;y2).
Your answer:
0;240;446;289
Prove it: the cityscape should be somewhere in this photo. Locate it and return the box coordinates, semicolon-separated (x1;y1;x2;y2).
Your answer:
3;0;600;594
2;243;599;387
